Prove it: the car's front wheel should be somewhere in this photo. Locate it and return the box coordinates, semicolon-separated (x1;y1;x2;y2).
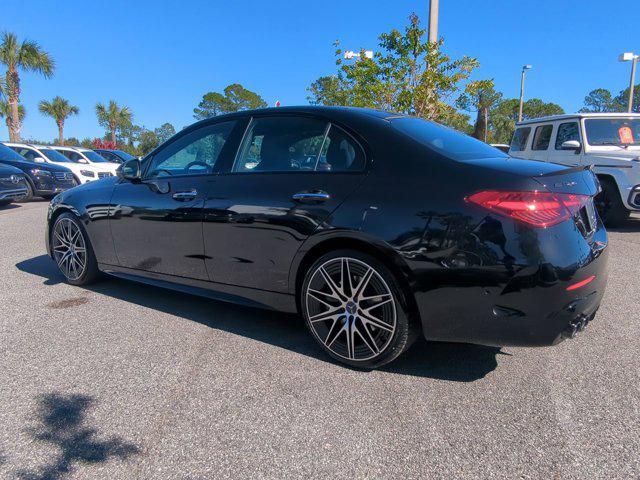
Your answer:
51;213;100;286
301;250;416;368
595;177;630;227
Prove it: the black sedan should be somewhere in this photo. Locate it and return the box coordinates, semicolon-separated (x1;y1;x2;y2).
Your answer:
93;148;135;164
0;162;29;205
46;107;608;368
0;143;76;199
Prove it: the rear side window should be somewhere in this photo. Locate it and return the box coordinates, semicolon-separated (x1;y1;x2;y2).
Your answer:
233;116;365;173
555;122;580;149
391;116;506;160
532;125;553;150
510;127;531;151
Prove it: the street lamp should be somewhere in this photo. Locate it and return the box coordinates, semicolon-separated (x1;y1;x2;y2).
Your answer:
518;65;532;122
619;52;639;113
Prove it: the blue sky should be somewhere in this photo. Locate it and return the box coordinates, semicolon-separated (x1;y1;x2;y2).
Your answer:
3;0;638;141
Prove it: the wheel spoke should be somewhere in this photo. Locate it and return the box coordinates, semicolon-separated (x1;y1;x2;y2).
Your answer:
307;288;340;308
325;321;346;348
345;321;355;359
362;296;393;315
358;310;394;333
319;267;346;302
354;320;379;355
353;267;373;300
340;258;353;297
309;307;343;323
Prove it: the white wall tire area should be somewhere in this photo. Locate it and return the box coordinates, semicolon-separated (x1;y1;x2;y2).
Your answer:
301;250;416;368
51;213;101;286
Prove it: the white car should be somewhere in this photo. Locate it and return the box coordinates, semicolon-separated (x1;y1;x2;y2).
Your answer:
51;146;120;176
2;142;110;185
509;113;640;226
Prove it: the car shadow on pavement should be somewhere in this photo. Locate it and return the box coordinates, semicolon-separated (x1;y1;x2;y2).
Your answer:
607;213;640;233
15;392;140;480
16;255;502;381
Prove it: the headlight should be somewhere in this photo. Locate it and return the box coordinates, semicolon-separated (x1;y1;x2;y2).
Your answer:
80;170;95;177
30;168;53;177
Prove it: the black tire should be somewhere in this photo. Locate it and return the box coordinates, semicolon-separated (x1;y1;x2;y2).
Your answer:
51;212;101;286
595;177;629;228
0;199;11;207
301;249;418;369
41;194;56;200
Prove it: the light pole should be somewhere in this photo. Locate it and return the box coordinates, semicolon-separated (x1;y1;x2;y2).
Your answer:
428;0;439;44
518;65;532;122
619;52;639;113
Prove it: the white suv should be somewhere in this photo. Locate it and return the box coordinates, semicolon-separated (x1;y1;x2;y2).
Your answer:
51;146;120;176
2;142;109;185
509;113;640;226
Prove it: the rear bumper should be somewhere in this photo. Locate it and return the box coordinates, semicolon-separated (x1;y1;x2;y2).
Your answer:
413;222;609;348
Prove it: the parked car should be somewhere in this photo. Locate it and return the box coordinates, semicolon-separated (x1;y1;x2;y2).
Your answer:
51;146;119;176
46;106;608;368
3;142;108;185
0;143;76;199
0;162;28;206
509;113;640;226
93;148;135;164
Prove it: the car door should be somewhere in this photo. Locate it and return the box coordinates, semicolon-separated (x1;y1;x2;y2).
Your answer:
530;124;553;162
202;114;368;292
547;121;583;166
109;120;237;279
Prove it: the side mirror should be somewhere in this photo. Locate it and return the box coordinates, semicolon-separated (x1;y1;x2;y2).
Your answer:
119;159;142;181
34;157;46;163
561;140;581;153
78;158;89;164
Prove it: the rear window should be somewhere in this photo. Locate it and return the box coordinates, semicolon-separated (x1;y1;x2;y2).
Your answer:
510;127;531;151
532;125;553;150
391;117;506;161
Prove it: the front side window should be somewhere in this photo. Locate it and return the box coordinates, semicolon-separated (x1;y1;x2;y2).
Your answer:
555;122;580;149
233;116;366;173
40;148;72;163
82;150;109;163
12;147;38;162
532;125;553;150
147;121;235;177
584;118;640;146
510;127;531;152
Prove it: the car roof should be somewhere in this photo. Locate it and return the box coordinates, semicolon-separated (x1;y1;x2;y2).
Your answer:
517;112;640;126
195;105;404;123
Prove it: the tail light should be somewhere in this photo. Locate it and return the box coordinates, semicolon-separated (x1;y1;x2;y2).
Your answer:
466;190;590;228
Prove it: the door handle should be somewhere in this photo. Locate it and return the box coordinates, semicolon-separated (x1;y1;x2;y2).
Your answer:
292;190;331;203
172;189;198;201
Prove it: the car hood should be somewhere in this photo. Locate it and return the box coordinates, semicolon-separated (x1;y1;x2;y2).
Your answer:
0;162;24;175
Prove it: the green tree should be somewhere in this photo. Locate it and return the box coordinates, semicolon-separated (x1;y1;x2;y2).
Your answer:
0;32;54;141
308;13;479;128
137;129;159;155
80;137;93;149
65;136;80;147
491;98;564;144
0;99;25;138
95;100;133;144
154;122;175;143
613;84;640;113
579;88;615;113
194;84;267;119
456;79;503;141
38;96;79;145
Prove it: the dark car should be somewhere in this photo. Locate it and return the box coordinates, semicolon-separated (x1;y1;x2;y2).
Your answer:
0;143;76;200
93;149;135;164
45;107;608;368
0;162;29;206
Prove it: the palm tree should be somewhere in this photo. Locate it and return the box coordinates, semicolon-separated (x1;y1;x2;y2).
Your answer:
95;100;132;144
0;32;54;141
39;96;79;145
0;99;25;138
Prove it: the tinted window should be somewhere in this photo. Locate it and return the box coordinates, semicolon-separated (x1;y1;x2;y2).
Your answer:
99;151;116;162
114;150;134;161
319;125;366;172
12;147;38;162
584;118;640;146
82;150;109;163
40;148;72;162
233;116;329;173
532;125;553;150
392;117;506;161
510;127;531;152
0;144;29;162
555;122;580;149
147;121;234;177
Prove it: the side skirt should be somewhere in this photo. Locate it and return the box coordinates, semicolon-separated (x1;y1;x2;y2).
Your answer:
98;263;298;313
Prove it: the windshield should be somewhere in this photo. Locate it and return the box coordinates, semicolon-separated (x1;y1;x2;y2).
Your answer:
584;118;640;147
40;148;72;163
392;116;508;161
0;143;29;162
82;150;110;163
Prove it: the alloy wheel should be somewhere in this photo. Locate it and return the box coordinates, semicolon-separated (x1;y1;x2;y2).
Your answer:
52;218;87;281
305;257;397;361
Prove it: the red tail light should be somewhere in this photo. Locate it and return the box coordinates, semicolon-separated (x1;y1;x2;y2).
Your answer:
466;191;590;228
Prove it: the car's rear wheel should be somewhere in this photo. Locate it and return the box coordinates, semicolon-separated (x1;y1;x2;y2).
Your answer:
595;177;629;227
51;213;100;286
301;250;416;368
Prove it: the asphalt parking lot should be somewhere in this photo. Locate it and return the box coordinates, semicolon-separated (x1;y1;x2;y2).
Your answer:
0;201;639;479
